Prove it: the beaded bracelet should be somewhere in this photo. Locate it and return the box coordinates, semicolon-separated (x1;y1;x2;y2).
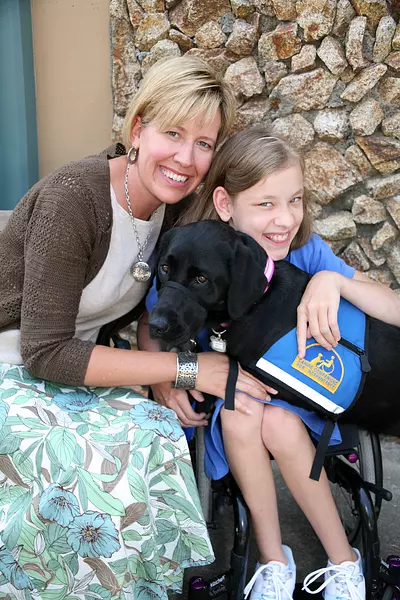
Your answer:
173;351;198;389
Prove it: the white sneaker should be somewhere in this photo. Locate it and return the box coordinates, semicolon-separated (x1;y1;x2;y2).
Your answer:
244;545;296;600
302;547;365;600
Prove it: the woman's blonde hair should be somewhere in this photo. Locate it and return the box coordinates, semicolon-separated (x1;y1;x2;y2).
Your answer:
180;125;312;250
122;56;236;148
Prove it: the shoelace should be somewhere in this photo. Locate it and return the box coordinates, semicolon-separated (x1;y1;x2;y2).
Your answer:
244;563;294;600
302;563;364;600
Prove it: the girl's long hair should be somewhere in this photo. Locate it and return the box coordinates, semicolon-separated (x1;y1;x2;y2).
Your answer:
179;125;312;250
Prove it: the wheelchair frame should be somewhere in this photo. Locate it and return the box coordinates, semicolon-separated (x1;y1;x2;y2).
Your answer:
188;429;397;600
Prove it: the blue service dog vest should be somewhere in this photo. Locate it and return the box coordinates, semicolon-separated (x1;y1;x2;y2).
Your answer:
253;298;370;479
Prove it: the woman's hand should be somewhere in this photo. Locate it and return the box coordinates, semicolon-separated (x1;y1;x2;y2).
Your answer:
150;382;208;428
232;386;278;416
196;352;273;408
296;270;342;358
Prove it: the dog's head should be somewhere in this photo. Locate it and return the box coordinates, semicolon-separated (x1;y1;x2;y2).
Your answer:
148;220;268;348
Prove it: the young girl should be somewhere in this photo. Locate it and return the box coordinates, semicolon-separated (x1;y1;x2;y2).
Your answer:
150;126;400;600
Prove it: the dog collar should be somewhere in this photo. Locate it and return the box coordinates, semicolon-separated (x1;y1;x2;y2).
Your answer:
264;256;275;293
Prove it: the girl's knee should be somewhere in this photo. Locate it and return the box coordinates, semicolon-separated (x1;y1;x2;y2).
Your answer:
261;406;307;454
221;403;263;444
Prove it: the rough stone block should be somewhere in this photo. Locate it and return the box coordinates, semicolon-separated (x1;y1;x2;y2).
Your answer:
264;61;288;90
352;194;387;223
345;16;368;70
382;113;400;139
373;15;397;62
365;173;400;199
141;40;181;72
341;63;387;102
392;22;400;50
349;98;384;135
170;0;231;36
224;57;265;100
269;69;338;115
169;29;194;51
371;221;399;250
234;98;270;131
332;0;356;37
134;13;170;51
351;0;389;32
314;108;349;140
226;19;257;56
358;236;387;266
296;0;336;41
345;144;375;175
304;143;362;204
386;197;400;229
271;113;315;149
317;36;348;74
273;0;297;20
379;76;400;105
356;134;400;174
387;242;400;284
292;44;317;73
385;51;400;71
342;241;370;270
312;212;357;240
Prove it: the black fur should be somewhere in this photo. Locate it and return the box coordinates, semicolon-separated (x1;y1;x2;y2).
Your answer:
148;220;400;437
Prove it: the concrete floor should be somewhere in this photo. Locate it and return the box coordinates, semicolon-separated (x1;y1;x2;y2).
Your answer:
176;436;400;598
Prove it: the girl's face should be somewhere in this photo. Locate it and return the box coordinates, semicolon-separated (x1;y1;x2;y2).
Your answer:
213;163;304;261
131;111;221;209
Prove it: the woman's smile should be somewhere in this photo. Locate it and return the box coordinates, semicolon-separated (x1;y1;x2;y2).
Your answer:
159;165;190;185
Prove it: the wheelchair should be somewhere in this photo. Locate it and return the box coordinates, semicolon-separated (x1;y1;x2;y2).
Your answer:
188;421;399;600
109;332;399;599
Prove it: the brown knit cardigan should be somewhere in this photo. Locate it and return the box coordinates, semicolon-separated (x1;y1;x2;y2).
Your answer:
0;144;193;385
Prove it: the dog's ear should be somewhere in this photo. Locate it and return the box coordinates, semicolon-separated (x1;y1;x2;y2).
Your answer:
227;232;267;320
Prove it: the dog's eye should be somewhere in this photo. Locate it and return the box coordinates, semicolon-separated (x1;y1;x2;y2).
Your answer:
160;265;169;274
196;275;208;284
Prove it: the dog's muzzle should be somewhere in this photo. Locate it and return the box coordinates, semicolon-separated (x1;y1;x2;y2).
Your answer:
158;281;209;310
148;281;208;344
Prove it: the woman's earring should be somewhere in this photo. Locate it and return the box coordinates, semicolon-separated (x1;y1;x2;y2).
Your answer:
127;146;138;164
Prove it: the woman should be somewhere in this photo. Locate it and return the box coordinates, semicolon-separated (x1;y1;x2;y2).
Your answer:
0;57;269;600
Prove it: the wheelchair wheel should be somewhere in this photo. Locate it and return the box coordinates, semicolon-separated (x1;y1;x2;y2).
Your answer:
381;587;397;600
195;427;213;523
327;429;382;545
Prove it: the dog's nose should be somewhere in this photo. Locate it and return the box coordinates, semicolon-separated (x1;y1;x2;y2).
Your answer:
148;316;170;339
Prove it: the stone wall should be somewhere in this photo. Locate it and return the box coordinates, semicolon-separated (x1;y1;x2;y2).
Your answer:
110;0;400;289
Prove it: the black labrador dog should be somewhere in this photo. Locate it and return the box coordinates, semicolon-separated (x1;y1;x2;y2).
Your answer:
148;220;400;438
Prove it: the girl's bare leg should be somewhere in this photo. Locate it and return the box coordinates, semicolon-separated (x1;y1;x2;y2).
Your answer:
221;402;287;564
261;405;356;564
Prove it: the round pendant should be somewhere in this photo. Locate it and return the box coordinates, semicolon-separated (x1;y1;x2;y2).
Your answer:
131;261;151;282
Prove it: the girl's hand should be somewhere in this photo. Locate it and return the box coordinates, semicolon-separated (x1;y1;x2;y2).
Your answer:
296;270;342;358
196;352;272;405
150;382;208;428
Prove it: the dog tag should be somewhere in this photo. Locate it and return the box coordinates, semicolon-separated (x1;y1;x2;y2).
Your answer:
210;330;227;353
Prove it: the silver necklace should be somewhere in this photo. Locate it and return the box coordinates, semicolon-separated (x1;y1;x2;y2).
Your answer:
124;153;158;282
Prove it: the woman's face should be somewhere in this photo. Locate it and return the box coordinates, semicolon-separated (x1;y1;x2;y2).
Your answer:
131;111;221;208
214;164;304;261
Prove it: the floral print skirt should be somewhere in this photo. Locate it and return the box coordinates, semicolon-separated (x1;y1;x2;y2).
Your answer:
0;363;214;600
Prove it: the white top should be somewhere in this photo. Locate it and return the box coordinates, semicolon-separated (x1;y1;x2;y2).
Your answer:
0;187;165;363
75;186;165;342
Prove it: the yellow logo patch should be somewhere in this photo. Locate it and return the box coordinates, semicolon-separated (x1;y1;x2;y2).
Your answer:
291;343;344;394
